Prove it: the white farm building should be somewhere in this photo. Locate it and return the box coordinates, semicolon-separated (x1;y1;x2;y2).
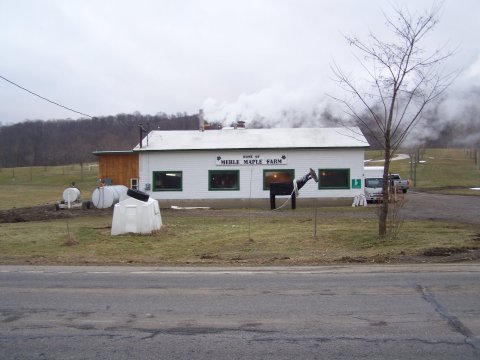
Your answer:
95;127;369;208
101;127;368;208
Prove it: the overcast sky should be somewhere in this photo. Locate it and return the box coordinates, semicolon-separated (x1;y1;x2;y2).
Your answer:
1;0;479;126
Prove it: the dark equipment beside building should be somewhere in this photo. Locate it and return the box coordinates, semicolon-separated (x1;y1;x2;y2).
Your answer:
270;168;318;210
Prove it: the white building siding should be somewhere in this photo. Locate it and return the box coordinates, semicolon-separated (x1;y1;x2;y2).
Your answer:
139;148;365;202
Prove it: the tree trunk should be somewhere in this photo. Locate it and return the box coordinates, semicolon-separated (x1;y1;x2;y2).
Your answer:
379;133;392;237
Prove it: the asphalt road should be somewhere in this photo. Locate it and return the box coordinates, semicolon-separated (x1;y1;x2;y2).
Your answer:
1;265;480;359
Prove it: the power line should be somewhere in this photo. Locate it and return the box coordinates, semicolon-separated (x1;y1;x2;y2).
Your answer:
0;74;93;118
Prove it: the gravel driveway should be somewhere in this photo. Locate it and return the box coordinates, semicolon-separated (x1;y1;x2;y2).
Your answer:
401;191;480;225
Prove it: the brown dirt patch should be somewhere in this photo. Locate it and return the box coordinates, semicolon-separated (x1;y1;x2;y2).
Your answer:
0;204;113;223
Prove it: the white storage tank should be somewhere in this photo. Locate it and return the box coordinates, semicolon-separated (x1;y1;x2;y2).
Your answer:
62;187;81;203
111;197;162;235
91;185;128;209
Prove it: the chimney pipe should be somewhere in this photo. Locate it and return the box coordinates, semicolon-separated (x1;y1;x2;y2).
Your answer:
139;124;146;148
199;109;205;131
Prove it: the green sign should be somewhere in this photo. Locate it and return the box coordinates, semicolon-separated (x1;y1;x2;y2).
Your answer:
351;179;362;189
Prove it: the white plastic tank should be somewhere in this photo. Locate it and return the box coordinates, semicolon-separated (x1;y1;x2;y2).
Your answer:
91;185;128;209
62;187;81;203
111;197;162;235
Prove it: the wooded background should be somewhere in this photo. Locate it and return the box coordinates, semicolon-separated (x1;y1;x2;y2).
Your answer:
0;112;199;168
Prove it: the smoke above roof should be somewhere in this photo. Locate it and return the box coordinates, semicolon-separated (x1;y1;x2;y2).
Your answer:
203;80;480;148
201;84;344;129
405;85;480;148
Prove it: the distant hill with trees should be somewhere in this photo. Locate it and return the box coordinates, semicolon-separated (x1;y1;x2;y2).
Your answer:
0;112;200;168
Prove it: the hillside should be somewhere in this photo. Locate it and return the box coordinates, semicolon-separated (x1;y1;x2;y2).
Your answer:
0;113;200;168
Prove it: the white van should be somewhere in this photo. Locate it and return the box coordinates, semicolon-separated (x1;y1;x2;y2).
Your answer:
364;166;384;203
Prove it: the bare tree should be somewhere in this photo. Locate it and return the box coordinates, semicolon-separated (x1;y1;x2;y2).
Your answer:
331;3;458;237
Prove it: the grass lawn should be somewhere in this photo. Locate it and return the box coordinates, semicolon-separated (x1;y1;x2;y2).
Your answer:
0;164;99;210
366;148;480;195
0;208;479;265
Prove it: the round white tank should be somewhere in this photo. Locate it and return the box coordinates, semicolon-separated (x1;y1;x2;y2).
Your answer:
62;187;81;203
91;185;128;209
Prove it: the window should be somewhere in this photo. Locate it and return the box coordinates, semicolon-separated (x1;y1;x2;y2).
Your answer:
130;178;139;190
365;178;383;188
153;171;182;191
318;169;350;189
209;170;240;190
263;169;295;190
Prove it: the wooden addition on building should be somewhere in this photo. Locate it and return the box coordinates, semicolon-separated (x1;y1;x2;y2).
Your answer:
93;151;139;189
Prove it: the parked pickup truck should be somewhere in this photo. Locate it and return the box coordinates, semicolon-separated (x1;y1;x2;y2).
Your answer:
389;174;409;193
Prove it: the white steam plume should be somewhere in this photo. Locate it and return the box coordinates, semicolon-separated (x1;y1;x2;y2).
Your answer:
201;84;343;128
405;85;480;147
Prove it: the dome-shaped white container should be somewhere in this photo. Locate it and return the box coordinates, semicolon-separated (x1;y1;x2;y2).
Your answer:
91;185;128;209
62;187;81;202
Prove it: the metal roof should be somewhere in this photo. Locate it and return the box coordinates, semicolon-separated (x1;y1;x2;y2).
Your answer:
134;127;369;151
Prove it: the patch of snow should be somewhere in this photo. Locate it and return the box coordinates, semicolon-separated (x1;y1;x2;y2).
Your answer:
171;206;211;210
366;154;409;163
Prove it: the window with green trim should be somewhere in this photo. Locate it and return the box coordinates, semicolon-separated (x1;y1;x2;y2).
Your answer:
318;169;350;189
263;169;295;190
153;171;182;191
209;170;240;190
